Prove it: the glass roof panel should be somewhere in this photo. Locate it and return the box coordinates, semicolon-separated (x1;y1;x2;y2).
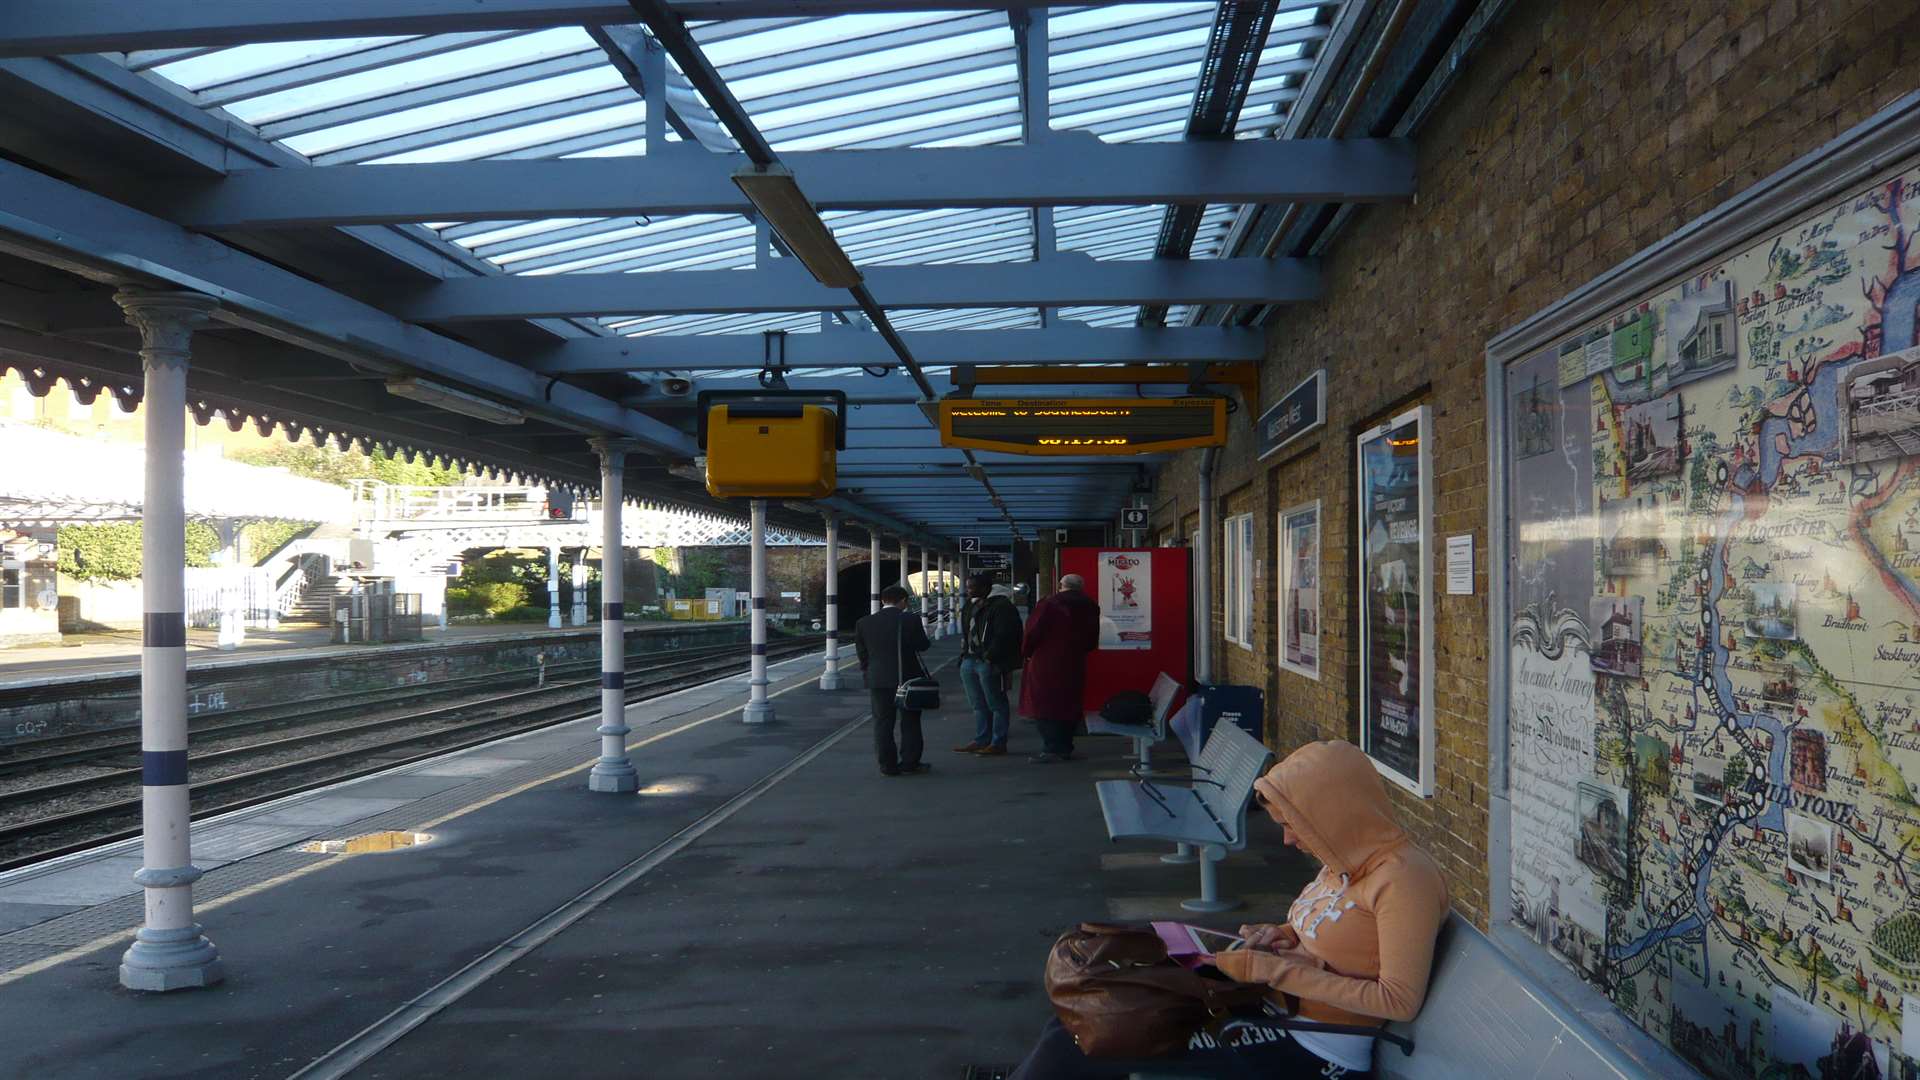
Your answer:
128;1;1349;337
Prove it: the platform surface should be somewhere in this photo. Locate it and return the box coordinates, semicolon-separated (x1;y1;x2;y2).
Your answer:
0;638;1314;1079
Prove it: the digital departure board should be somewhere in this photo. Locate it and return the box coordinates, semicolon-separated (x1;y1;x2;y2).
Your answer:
938;397;1228;455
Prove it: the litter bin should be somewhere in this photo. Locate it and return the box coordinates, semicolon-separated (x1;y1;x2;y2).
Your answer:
1194;683;1264;746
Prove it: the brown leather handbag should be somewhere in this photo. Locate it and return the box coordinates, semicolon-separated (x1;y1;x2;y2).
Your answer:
1043;923;1270;1059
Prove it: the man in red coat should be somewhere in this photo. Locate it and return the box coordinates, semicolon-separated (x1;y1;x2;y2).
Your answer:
1020;573;1101;763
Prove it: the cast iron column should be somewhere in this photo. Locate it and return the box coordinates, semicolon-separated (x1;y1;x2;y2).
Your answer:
744;498;773;723
116;289;223;992
870;532;882;615
820;511;840;690
588;440;638;792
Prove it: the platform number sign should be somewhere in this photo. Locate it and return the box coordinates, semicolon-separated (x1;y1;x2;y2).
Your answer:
959;536;981;553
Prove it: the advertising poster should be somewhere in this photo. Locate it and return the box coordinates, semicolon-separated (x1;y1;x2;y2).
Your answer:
1500;162;1920;1069
1097;550;1152;649
1277;501;1320;679
1357;406;1433;796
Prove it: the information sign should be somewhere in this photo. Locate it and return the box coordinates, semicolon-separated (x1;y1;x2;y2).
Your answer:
939;397;1227;455
1256;370;1326;461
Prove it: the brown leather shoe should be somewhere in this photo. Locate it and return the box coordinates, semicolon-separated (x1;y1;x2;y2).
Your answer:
975;745;1008;756
952;741;989;753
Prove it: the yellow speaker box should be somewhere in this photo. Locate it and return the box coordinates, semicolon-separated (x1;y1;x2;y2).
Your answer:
703;402;838;499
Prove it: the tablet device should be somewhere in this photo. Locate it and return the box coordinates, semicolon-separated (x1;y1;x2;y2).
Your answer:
1186;926;1247;956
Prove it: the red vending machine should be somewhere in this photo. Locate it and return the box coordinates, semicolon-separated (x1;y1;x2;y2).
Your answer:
1049;547;1193;713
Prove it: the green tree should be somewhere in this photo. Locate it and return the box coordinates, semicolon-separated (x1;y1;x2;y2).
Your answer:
229;442;468;487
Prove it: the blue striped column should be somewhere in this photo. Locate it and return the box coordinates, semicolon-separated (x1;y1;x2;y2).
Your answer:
116;290;223;992
743;498;774;723
870;532;881;615
899;538;911;608
920;545;930;624
587;439;638;793
819;511;841;690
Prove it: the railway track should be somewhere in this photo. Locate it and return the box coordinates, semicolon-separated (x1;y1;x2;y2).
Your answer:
0;639;759;776
0;635;826;872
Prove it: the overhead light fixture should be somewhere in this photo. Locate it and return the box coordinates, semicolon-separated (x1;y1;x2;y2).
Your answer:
384;377;525;425
732;164;863;289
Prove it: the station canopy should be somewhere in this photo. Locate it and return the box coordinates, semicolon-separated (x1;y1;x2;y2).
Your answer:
0;1;1434;548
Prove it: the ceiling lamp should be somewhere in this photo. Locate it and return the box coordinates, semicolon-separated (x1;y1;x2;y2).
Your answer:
384;377;525;425
731;165;862;289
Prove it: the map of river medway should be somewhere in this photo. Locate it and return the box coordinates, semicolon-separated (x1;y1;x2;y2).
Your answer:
1507;165;1920;1079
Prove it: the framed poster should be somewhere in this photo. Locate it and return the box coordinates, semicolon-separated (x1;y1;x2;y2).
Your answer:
1356;405;1434;796
1096;550;1152;649
1276;501;1320;680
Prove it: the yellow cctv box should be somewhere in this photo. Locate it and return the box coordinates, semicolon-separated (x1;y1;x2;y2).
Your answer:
703;403;837;499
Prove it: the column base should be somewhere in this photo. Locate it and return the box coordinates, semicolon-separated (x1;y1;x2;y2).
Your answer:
587;761;640;793
742;699;775;724
819;667;841;690
120;924;223;991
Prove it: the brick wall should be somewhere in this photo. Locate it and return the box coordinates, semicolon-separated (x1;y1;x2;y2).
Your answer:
1150;0;1920;928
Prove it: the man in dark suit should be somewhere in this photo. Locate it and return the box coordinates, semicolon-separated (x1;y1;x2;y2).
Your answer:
855;584;933;776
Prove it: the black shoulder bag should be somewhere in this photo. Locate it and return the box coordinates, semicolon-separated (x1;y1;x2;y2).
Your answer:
894;612;941;711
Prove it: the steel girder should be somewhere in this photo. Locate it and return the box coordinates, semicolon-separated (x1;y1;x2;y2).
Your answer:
535;324;1264;372
392;255;1318;320
0;2;1171;57
152;137;1414;228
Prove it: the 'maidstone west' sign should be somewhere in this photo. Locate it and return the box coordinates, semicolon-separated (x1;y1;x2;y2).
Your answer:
1255;369;1325;461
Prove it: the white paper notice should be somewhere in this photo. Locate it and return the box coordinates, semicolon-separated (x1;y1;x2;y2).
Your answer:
1446;534;1474;595
1097;551;1152;650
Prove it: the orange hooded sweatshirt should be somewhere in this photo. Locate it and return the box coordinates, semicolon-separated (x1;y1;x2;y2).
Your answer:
1211;740;1449;1027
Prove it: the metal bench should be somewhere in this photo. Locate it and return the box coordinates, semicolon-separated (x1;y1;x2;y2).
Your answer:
1084;671;1182;773
1094;720;1272;912
1132;913;1653;1079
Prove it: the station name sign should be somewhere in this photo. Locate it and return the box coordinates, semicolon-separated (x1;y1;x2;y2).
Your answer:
1255;369;1325;461
938;397;1227;456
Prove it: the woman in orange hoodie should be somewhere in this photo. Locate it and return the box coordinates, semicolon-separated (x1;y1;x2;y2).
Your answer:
1010;740;1450;1078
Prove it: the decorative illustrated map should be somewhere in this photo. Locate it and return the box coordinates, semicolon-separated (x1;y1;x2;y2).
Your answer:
1506;166;1920;1079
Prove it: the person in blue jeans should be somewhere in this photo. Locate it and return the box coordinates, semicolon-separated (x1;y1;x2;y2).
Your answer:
953;574;1024;756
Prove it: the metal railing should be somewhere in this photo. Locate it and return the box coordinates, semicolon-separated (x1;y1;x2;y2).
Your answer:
273;552;331;617
349;480;550;529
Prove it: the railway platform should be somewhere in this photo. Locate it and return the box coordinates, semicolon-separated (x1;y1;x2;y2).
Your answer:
0;637;1313;1079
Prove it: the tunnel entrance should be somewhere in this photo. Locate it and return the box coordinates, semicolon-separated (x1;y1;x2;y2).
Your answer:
835;559;903;617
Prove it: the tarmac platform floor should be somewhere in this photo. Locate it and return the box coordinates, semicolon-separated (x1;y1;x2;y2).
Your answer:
0;638;1313;1080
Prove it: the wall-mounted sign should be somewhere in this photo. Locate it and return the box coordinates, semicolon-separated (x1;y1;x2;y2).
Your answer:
969;551;1011;571
1255;369;1326;461
1277;501;1320;681
1356;405;1433;797
1097;551;1152;650
939;397;1227;455
1120;507;1149;529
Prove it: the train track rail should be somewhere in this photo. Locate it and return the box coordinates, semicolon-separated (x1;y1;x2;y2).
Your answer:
0;639;759;776
0;636;826;873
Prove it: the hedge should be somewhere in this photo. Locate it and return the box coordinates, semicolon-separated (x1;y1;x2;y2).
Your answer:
58;522;222;583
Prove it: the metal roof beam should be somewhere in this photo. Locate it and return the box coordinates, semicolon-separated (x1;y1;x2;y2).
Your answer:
539;324;1263;372
155;138;1414;228
393;255;1318;319
0;158;694;456
0;2;1151;57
